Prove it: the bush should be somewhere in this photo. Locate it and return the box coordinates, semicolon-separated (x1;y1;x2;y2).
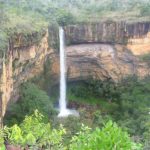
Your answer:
5;110;66;149
69;79;119;102
4;82;56;125
55;9;75;26
68;76;150;146
4;116;142;150
69;120;142;150
0;127;6;150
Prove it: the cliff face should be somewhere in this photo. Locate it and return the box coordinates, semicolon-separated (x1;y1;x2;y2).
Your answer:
0;21;150;122
0;30;54;119
0;53;13;124
67;44;149;80
50;44;149;83
12;31;52;99
64;22;150;55
50;21;150;83
65;22;150;44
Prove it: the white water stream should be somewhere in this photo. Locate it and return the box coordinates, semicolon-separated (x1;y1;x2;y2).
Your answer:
58;27;79;117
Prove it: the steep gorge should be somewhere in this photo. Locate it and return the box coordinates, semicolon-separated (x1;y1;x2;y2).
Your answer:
50;21;150;82
0;21;150;121
0;30;53;121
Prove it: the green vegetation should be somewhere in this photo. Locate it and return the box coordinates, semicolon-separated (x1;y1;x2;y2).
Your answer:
4;82;56;126
1;111;141;150
4;76;149;149
0;127;6;150
1;0;150;54
140;3;150;16
69;120;142;150
3;110;65;149
67;76;150;149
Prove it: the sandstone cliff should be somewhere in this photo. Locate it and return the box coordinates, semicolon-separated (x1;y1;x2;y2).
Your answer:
67;44;149;82
64;21;150;55
0;30;54;120
0;21;150;122
50;44;149;83
50;21;150;83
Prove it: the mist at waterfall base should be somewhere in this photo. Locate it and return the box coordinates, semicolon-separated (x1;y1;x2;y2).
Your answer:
58;27;79;117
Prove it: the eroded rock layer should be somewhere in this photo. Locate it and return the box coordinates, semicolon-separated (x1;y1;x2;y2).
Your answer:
1;21;150;121
66;44;149;81
65;22;150;55
50;44;149;83
65;22;150;44
0;30;54;118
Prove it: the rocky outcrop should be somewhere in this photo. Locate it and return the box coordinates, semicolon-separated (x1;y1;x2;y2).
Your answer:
1;21;150;123
127;32;150;55
0;30;54;120
12;30;52;100
50;44;149;83
65;22;150;44
0;54;13;125
48;21;150;83
65;22;150;55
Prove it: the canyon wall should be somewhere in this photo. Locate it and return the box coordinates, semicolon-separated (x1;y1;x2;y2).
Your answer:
64;21;150;55
0;21;150;122
50;21;150;83
0;30;54;121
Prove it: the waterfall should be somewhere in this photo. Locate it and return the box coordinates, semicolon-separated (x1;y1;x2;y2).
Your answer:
59;27;67;113
58;27;79;117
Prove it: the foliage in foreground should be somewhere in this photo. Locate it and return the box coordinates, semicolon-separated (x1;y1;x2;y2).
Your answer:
69;120;142;150
1;111;142;150
4;110;65;150
0;128;6;150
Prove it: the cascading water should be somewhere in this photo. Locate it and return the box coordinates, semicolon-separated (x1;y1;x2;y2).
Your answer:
58;27;79;117
58;27;67;116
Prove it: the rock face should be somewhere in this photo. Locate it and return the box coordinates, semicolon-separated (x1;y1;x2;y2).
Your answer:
12;30;52;98
65;22;150;55
66;44;149;81
50;44;149;83
1;21;150;123
0;53;13;125
0;30;54;120
65;22;150;44
50;21;150;83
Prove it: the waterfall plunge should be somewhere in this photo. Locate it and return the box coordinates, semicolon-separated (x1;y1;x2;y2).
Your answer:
58;27;79;117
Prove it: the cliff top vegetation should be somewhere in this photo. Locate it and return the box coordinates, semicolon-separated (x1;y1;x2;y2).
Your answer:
0;0;150;54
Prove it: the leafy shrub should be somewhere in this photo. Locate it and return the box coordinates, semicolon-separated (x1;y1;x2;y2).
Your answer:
0;127;6;150
52;116;82;146
68;76;150;146
7;124;23;146
69;120;142;150
3;110;143;149
5;110;66;149
69;78;119;101
55;9;75;26
4;82;56;126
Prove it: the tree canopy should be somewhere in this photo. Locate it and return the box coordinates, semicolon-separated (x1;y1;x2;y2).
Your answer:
0;0;150;54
